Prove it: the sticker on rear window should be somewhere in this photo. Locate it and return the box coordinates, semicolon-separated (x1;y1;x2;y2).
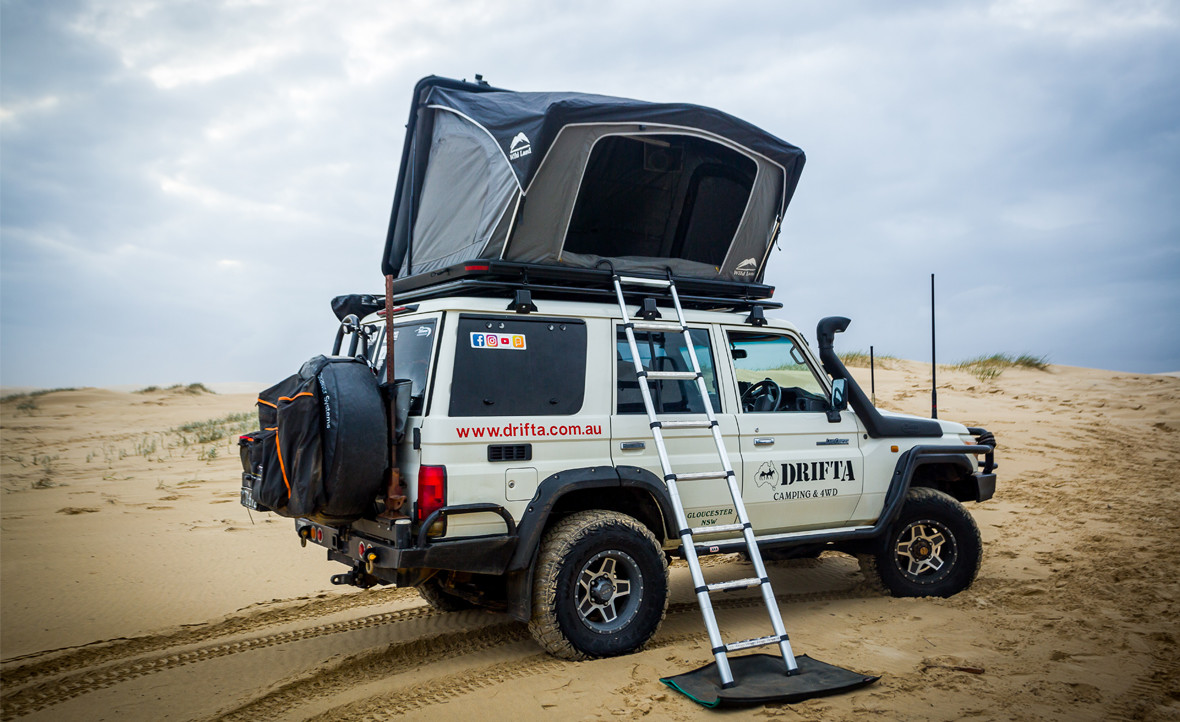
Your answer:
471;332;526;350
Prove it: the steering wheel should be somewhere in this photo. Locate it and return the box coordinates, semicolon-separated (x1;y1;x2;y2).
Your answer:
741;378;782;412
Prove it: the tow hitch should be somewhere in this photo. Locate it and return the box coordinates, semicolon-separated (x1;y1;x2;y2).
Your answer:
330;565;379;589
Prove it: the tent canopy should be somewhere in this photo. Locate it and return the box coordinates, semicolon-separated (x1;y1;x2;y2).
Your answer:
382;77;805;284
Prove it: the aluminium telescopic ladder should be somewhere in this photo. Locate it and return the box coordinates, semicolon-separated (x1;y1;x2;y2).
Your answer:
612;274;798;688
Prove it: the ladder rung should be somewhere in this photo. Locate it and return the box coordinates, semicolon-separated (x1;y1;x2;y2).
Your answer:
689;522;745;535
645;370;697;380
658;419;713;429
671;470;729;482
630;320;685;332
707;577;764;593
726;634;783;653
616;275;671;288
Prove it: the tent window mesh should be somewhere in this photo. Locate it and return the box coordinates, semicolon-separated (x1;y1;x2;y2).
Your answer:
565;135;755;265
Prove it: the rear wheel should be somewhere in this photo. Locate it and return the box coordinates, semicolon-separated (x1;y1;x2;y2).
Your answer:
417;576;475;612
860;487;982;598
529;510;668;660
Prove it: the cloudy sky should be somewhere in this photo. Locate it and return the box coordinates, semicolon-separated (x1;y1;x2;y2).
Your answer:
2;0;1177;389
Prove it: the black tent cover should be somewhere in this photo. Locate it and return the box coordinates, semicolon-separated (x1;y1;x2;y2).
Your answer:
381;76;806;286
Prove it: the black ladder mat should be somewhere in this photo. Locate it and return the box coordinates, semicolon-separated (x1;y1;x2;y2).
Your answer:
660;654;878;708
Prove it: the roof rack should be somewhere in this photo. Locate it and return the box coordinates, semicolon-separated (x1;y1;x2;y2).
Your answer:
397;261;781;310
331;261;782;321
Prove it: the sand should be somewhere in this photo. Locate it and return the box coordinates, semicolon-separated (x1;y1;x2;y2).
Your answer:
2;363;1178;720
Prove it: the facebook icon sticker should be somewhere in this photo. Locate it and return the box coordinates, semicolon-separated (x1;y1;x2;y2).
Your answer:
470;333;486;347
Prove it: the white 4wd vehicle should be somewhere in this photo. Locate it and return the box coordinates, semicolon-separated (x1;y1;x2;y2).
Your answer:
244;289;996;660
237;76;996;663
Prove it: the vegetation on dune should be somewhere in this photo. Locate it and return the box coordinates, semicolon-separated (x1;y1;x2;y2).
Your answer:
838;350;899;369
952;353;1050;381
173;412;254;445
136;383;215;395
0;388;84;415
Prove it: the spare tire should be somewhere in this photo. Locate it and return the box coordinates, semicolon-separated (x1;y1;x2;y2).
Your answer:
314;357;388;521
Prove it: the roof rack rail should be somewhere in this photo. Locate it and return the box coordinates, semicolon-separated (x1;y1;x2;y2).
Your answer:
382;261;782;313
333;261;782;321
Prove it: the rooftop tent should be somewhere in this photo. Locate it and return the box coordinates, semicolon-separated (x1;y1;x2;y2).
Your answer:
381;76;805;284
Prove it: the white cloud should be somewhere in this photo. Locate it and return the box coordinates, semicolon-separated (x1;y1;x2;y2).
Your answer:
3;0;1178;386
0;95;62;126
988;0;1177;40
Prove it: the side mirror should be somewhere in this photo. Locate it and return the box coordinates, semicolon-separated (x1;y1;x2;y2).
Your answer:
731;348;747;360
827;378;848;422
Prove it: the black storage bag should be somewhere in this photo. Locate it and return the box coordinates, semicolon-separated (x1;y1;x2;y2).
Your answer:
243;355;387;523
238;428;288;513
241;373;303;515
257;373;302;429
275;368;324;518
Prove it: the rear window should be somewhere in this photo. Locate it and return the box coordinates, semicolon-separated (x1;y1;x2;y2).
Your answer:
450;315;587;417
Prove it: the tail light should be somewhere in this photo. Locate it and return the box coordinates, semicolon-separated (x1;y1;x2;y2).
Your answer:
416;465;446;522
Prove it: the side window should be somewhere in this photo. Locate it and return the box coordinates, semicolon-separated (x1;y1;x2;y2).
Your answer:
450;316;586;417
617;329;720;414
727;331;830;413
370;319;437;416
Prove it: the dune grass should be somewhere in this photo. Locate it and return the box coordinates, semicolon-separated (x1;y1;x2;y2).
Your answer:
952;353;1050;381
838;350;898;369
173;411;254;445
136;383;214;395
1;387;84;415
0;387;82;403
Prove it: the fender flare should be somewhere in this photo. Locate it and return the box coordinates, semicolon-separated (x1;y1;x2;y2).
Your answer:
504;465;676;621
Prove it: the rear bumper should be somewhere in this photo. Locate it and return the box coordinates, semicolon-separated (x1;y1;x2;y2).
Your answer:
296;503;518;578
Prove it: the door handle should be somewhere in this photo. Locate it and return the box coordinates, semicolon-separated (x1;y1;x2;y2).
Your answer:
620;441;646;450
753;437;774;446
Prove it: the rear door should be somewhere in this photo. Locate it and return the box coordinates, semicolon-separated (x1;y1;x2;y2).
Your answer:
610;324;742;537
428;313;611;537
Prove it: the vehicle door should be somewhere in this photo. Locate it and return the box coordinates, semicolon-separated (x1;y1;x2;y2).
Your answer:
419;313;611;538
611;325;742;537
724;329;864;534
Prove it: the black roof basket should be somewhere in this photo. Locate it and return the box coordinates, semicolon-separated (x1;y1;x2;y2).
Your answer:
390;261;780;312
334;261;781;321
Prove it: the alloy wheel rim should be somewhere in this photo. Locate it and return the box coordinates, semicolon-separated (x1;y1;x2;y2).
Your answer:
893;519;957;583
575;550;643;632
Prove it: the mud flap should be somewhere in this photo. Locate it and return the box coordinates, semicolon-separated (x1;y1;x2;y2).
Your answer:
660;654;877;708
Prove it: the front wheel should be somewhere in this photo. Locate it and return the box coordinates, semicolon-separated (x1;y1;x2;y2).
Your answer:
528;510;668;660
860;487;982;598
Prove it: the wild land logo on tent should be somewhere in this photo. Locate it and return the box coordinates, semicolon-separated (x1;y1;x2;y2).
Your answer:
509;132;532;160
734;257;758;277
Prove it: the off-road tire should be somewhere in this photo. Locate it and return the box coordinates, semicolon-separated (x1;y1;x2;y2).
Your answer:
417;576;475;612
528;510;668;660
859;487;982;598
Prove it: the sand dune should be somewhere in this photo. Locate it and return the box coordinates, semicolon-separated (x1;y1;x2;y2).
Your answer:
2;363;1177;720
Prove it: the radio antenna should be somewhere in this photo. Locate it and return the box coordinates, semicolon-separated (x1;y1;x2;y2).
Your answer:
931;273;938;419
870;345;876;406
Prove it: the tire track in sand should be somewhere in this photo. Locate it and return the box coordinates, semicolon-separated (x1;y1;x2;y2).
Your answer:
213;584;872;722
311;631;715;722
1;603;438;721
1106;655;1180;722
1;587;421;688
4;565;870;720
